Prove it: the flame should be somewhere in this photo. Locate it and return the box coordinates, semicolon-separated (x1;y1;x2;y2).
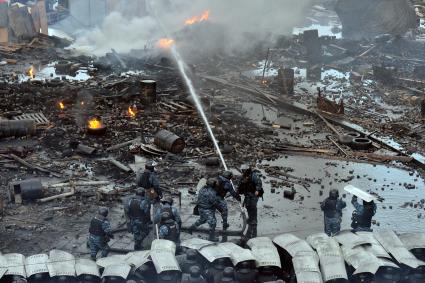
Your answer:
59;102;65;110
185;10;210;25
88;118;102;129
27;66;34;78
128;105;137;118
157;38;175;49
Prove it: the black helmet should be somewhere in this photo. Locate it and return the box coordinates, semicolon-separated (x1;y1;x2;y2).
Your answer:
190;266;201;278
222;171;233;180
206;178;217;187
186;249;198;260
162;195;173;205
161;211;172;222
329;189;339;199
222;267;235;280
98;207;109;217
135;188;145;196
145;160;155;171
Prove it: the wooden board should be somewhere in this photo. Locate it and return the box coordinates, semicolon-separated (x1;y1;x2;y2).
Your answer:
37;0;48;35
0;27;7;44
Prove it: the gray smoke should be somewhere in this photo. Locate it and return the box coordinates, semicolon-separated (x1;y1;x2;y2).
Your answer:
70;0;313;56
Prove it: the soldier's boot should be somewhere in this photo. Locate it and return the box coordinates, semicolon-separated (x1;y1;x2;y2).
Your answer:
208;230;219;242
188;224;197;235
222;221;229;230
134;241;142;251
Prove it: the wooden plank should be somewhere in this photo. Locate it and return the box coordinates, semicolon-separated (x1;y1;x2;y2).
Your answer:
0;27;8;44
37;0;48;35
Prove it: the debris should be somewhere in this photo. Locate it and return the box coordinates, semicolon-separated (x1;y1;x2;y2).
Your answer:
154;129;186;154
109;158;132;173
0;119;37;138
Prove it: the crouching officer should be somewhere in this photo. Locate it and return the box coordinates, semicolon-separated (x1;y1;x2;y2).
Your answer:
320;189;346;236
351;195;377;232
124;188;151;250
237;164;263;239
215;171;241;230
88;207;114;260
189;178;220;242
154;196;182;243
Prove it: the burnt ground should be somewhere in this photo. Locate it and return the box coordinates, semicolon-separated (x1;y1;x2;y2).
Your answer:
1;4;425;258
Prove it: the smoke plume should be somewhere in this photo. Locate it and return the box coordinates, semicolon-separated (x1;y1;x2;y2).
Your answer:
70;0;313;57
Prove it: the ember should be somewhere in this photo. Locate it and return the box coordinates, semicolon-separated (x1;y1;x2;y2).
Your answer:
58;102;65;110
185;10;210;25
157;38;175;49
27;66;34;78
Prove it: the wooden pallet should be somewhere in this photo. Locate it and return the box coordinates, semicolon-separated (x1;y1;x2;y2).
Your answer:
159;101;194;113
13;112;49;125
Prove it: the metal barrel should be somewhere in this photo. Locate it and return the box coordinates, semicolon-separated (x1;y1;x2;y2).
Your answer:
154;129;185;154
9;178;44;201
0;119;36;138
140;80;157;104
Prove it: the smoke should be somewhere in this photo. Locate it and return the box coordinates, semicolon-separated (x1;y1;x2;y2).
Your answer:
70;0;313;57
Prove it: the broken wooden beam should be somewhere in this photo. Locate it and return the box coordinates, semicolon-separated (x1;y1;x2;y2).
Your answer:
109;158;131;173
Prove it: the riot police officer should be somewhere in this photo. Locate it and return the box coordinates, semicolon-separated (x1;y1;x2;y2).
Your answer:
124;188;151;250
136;160;163;205
189;178;221;242
320;189;346;236
237;165;263;239
215;171;241;230
154;196;182;243
351;195;377;232
88;207;114;260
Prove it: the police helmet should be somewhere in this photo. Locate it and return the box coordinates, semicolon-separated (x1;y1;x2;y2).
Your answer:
222;171;233;180
206;178;217;187
162;195;173;205
329;189;339;199
135;188;145;196
223;267;235;279
189;266;201;277
98;206;109;217
145;160;155;171
161;211;172;222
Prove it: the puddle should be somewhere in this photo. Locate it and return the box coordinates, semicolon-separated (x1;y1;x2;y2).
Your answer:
19;62;91;82
293;23;342;39
241;59;279;80
256;155;425;237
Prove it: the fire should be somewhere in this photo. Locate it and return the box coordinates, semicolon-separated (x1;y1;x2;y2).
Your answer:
27;66;34;78
88;118;102;129
157;38;175;49
128;105;137;118
185;10;210;25
59;102;65;110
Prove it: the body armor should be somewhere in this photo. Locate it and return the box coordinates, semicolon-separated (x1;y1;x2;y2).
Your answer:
237;174;256;195
128;198;145;219
89;217;105;237
357;205;374;228
323;198;338;218
215;178;227;198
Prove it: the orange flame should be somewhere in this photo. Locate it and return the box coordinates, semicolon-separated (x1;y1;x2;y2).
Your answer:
59;102;65;110
27;66;34;78
128;105;137;118
88;118;102;129
157;38;175;49
185;10;210;25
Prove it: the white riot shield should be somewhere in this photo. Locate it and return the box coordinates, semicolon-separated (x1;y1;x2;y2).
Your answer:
399;233;425;250
315;238;348;281
47;250;75;277
334;230;370;248
96;255;128;268
199;244;229;263
218;242;255;266
355;231;391;259
4;254;26;277
374;230;405;250
306;233;330;250
273;234;314;257
75;259;100;277
344;185;376;202
125;251;151;269
0;254;7;279
150;239;180;273
292;251;323;283
247;237;281;268
180;238;213;250
25;254;49;277
101;263;131;279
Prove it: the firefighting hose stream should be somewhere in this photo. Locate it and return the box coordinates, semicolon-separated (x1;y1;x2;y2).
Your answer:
147;1;248;237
